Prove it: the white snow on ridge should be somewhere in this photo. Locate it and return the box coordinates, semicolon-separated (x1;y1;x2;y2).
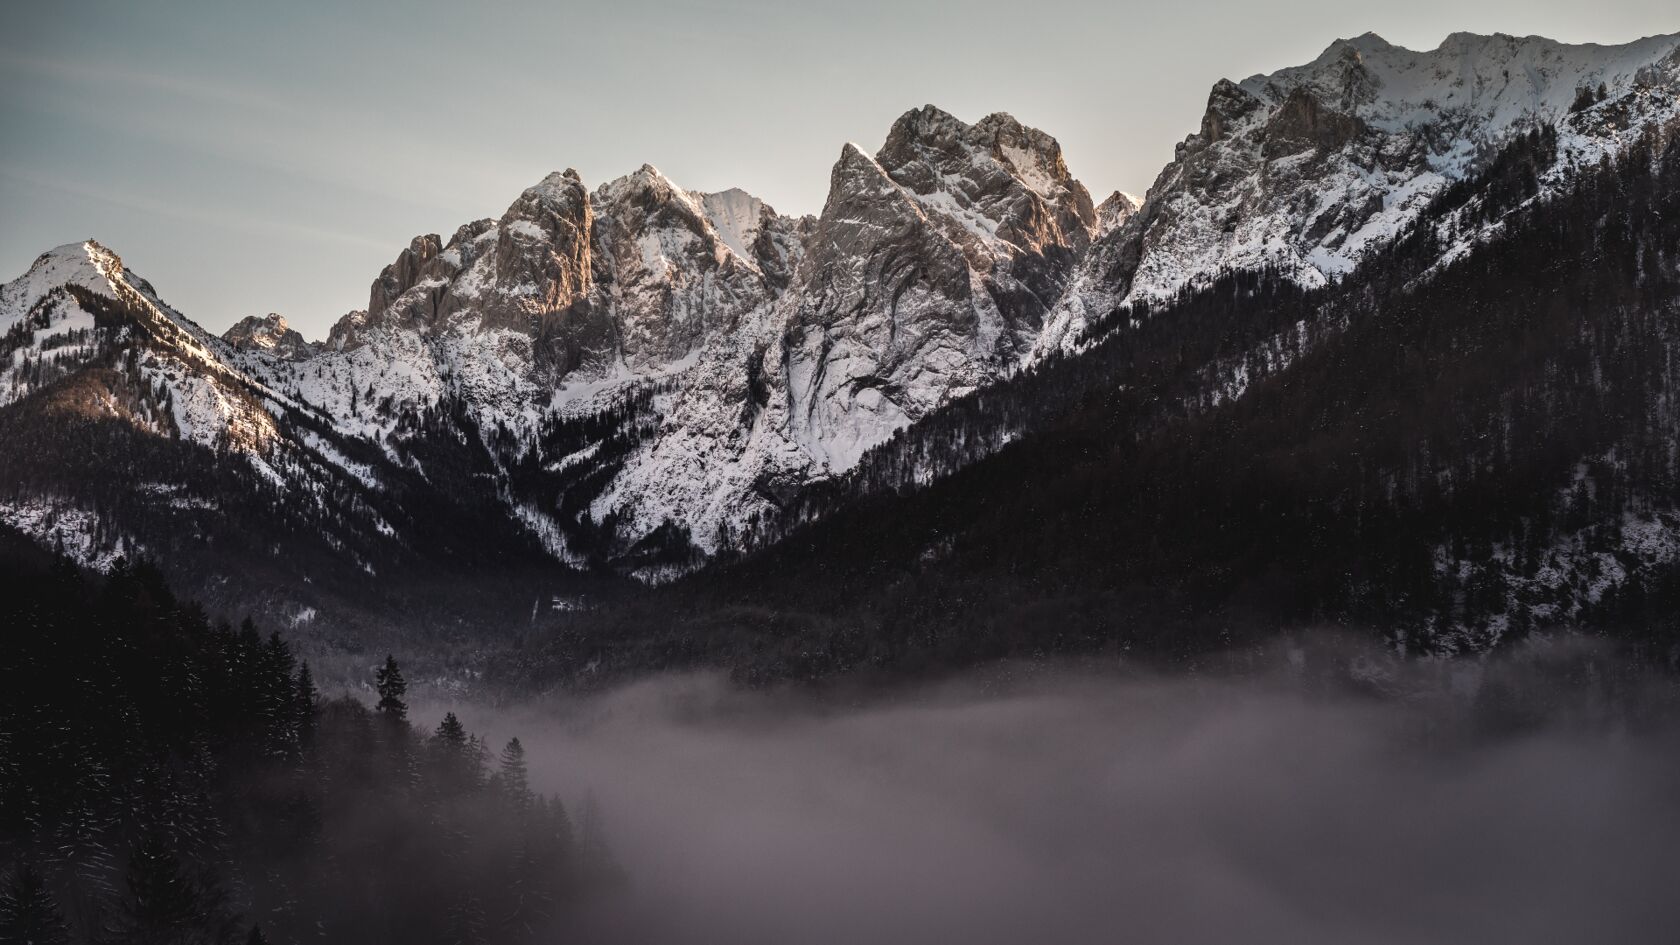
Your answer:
1032;30;1680;361
1240;31;1680;148
0;497;137;571
7;34;1679;575
698;188;766;261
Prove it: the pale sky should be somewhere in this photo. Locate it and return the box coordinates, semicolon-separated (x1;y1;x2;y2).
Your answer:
2;0;1674;340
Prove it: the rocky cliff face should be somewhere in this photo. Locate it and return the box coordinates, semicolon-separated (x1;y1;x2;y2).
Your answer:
592;107;1102;551
223;313;317;360
7;31;1680;590
1094;191;1141;237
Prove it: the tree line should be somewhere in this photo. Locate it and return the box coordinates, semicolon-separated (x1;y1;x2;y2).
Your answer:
0;554;620;944
488;115;1680;687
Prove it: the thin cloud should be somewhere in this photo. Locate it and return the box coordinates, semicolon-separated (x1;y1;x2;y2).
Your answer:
0;163;392;251
0;51;310;117
0;51;518;218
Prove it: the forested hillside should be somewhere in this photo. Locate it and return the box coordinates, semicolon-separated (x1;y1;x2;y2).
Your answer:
490;119;1680;688
0;555;619;944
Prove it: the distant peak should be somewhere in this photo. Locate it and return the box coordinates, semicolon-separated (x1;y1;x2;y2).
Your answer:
1099;190;1142;212
885;104;970;146
909;103;961;123
974;111;1064;156
39;239;113;264
223;311;316;358
526;170;587;202
596;163;686;205
17;240;129;292
838;141;876;165
1341;31;1392;52
631;164;679;190
1439;30;1490;48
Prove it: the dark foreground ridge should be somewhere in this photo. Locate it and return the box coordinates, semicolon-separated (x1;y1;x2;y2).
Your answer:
0;554;621;945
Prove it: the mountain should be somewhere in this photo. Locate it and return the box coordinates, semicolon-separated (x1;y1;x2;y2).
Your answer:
1094;190;1141;237
223;313;318;360
597;107;1100;553
495;95;1680;688
1037;30;1680;353
4;31;1679;674
0;238;606;673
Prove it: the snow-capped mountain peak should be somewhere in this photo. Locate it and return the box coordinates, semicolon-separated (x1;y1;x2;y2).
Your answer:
1;240;132;327
1031;30;1680;358
697;187;770;262
1095;191;1141;237
9;30;1679;586
223;313;317;360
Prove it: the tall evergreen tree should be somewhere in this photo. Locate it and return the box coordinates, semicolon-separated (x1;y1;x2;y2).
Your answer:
0;863;70;945
432;712;476;797
434;712;468;749
575;792;620;884
497;738;529;808
444;894;488;945
111;836;213;945
294;662;318;750
374;656;408;723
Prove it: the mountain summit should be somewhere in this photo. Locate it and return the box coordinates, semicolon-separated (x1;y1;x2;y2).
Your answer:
3;31;1679;646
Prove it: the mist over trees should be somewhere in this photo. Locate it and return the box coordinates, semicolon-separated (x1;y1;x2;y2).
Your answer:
0;555;620;945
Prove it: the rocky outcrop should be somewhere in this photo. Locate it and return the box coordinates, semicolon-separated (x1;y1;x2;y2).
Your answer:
593;107;1104;550
590;166;777;372
223;313;318;360
1094;191;1140;237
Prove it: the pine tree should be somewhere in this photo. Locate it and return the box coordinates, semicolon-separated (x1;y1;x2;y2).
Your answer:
374;655;408;722
111;836;208;945
245;925;270;945
497;738;530;809
294;661;318;750
432;712;474;797
0;863;70;945
434;712;468;749
547;795;574;855
261;632;296;757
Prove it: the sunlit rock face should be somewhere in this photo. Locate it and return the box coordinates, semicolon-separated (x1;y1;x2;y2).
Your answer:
595;106;1104;550
781;108;1098;467
8;31;1680;575
223;313;318;361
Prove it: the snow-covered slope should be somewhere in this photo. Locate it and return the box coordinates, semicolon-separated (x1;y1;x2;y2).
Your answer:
1038;30;1680;354
1094;191;1141;237
7;31;1678;587
1;241;279;450
218;105;1100;561
591;106;1098;551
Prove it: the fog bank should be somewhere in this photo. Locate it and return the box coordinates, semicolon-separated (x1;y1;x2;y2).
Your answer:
433;638;1680;944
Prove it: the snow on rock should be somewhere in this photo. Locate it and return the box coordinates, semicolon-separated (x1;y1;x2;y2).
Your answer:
1037;30;1680;357
698;188;768;261
593;107;1099;550
223;313;318;360
1095;191;1141;237
0;497;138;571
9;34;1679;572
